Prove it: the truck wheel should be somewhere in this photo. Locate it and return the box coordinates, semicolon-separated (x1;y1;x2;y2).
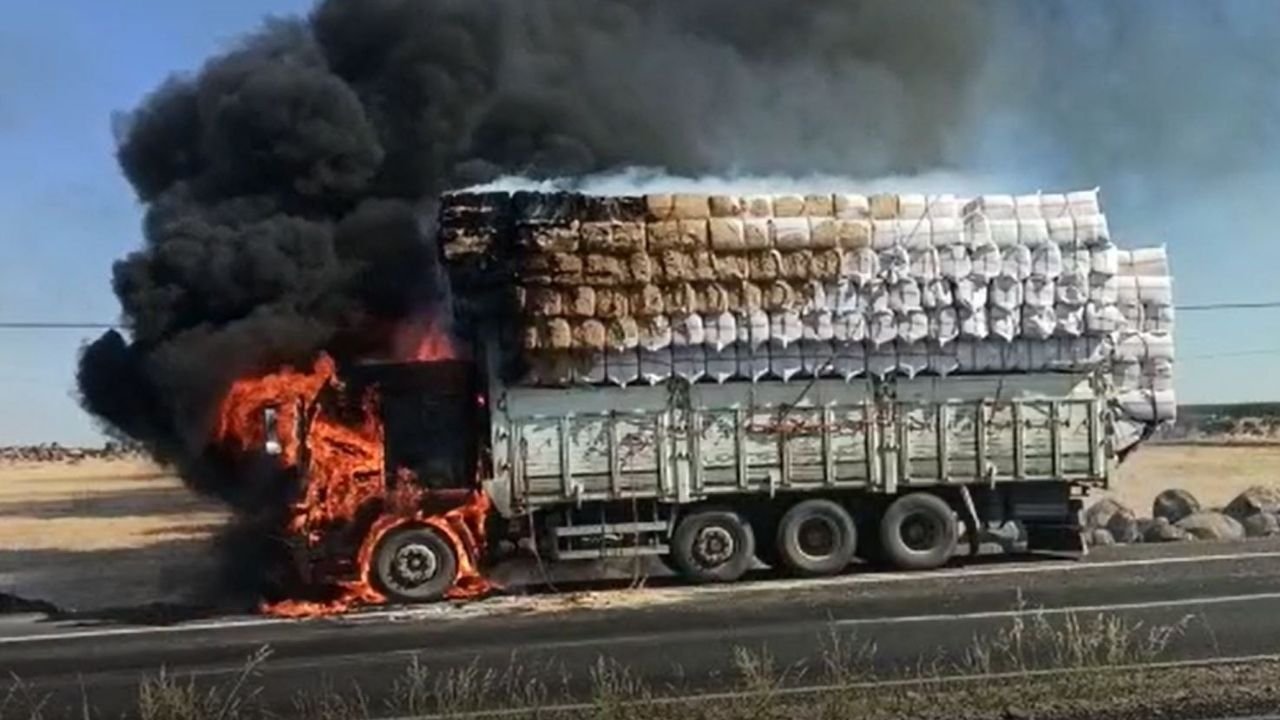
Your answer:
878;493;958;571
775;499;858;577
670;509;755;583
372;525;458;603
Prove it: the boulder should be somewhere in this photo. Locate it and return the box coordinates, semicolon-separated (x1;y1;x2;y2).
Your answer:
1109;507;1141;544
1086;528;1116;547
1141;517;1191;543
1242;512;1280;538
1175;512;1245;542
1153;489;1200;525
1224;486;1280;522
1084;498;1128;530
1085;498;1141;542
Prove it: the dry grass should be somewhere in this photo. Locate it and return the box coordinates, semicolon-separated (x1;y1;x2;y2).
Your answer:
0;459;226;552
4;443;1275;555
1;605;1245;720
1110;443;1280;513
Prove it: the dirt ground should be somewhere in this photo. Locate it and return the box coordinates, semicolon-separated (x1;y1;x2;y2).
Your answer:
1110;443;1280;514
0;444;1276;613
0;458;227;612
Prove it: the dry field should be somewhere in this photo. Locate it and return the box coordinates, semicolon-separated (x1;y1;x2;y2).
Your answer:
0;444;1276;613
1110;442;1280;514
0;458;226;612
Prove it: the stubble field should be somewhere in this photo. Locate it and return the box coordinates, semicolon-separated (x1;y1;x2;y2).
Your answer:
0;443;1275;612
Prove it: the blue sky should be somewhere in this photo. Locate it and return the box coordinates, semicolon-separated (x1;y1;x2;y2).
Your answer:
1;1;1279;445
0;1;311;444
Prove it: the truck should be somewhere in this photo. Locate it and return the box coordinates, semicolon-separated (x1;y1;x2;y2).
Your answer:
271;189;1172;604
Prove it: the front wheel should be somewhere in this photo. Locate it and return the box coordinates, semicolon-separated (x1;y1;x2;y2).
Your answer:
670;509;756;584
372;525;459;603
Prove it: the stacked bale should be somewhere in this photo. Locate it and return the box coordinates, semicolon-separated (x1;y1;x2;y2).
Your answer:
438;188;1175;430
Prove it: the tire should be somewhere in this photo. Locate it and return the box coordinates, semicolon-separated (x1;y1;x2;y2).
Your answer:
878;493;958;571
372;525;458;603
775;499;858;577
670;509;756;584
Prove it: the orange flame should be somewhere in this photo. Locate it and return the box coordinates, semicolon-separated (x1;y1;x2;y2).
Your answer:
392;317;458;362
213;347;493;618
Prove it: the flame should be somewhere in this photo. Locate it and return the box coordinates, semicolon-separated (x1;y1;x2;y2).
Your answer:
392;317;458;362
213;350;493;618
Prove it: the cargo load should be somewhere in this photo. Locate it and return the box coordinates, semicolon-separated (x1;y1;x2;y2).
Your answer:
438;188;1175;444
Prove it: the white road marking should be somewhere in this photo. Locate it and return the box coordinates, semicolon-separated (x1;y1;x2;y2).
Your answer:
827;590;1280;629
3;548;1279;646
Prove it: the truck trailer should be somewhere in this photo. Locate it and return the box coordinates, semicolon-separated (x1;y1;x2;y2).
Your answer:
273;188;1174;603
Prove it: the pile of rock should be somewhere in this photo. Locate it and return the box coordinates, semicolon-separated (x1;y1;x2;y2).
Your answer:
0;442;146;464
1085;486;1280;546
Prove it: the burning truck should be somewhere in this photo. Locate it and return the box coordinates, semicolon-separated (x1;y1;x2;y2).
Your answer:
220;187;1174;609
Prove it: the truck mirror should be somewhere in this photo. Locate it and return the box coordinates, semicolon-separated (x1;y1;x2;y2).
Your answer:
263;406;282;456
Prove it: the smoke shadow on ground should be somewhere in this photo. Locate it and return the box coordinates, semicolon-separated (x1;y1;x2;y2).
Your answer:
0;541;239;621
0;486;212;520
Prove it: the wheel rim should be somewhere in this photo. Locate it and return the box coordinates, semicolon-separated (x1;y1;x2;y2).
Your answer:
900;512;942;552
797;517;839;559
389;541;440;590
692;525;736;567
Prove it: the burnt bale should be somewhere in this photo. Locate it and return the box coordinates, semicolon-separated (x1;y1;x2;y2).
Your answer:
513;191;582;224
581;195;645;222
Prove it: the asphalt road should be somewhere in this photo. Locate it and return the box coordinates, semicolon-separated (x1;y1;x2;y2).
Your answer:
4;539;1280;717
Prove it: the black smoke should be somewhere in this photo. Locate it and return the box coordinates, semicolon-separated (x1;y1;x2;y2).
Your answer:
80;0;1004;502
76;0;1279;598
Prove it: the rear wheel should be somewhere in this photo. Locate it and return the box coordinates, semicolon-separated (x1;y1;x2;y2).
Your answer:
878;493;958;571
775;499;858;577
670;509;755;583
372;525;458;603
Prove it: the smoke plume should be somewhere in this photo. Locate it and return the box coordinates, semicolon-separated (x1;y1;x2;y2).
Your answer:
76;0;1280;594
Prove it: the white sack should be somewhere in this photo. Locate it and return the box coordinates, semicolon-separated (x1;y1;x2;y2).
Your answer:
910;248;941;280
990;276;1025;310
1031;243;1063;279
898;310;930;344
930;307;960;345
989;306;1021;342
842;247;880;285
939;244;973;279
970;242;1002;279
1024;276;1056;308
954;277;990;310
959;306;989;339
1001;244;1032;280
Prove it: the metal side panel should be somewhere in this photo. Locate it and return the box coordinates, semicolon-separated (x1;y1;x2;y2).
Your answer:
499;372;1108;508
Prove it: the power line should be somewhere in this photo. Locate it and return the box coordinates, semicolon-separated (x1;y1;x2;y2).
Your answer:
0;322;122;329
1176;301;1280;311
0;298;1279;330
1183;348;1280;361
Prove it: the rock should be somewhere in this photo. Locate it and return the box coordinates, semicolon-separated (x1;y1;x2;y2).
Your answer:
1142;517;1191;543
1243;512;1280;538
1175;511;1245;542
1153;489;1200;524
1084;498;1140;543
1106;507;1141;544
1086;528;1116;547
1224;486;1280;522
1084;498;1127;530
